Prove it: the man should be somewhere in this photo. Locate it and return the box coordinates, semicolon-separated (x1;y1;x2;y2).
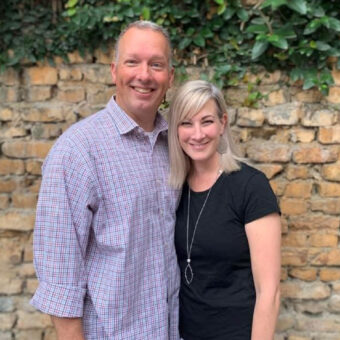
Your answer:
31;21;180;340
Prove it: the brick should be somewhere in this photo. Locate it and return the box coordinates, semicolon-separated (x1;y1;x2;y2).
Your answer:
83;65;113;84
94;48;114;64
12;192;38;209
333;282;340;293
14;329;43;340
320;269;340;281
0;277;22;294
17;311;52;329
59;67;83;80
0;238;23;265
292;145;338;164
86;85;114;105
327;86;340;104
3;127;27;138
22;106;65;122
332;68;340;85
225;87;249;106
17;263;35;278
44;327;57;340
237;108;264;127
281;249;308;266
317;182;340;197
286;165;309;180
254;164;283;179
282;232;309;247
295;300;328;315
0;108;15;121
311;249;340;266
246;70;282;85
302;109;337;127
31;124;62;139
0;68;19;85
310;234;338;247
319;126;340;144
294;88;323;103
269;179;287;196
265;89;288;106
281;281;331;299
0;297;15;313
284;181;313;198
296;315;340;332
280;198;308;215
287;336;311;340
25;160;42;175
266;103;301;125
0;159;25;175
26;66;58;85
57;88;85;103
289;214;340;231
25;278;38;294
290;128;315;143
281;217;288;234
276;313;295;332
281;267;288;280
247;141;291;162
26;86;52;102
2;141;53;159
23;233;33;262
27;179;41;193
0;195;9;209
0;86;20;102
67;50;92;63
0;179;19;193
0;313;16;331
329;295;340;312
322;163;340;181
311;198;340;215
289;268;317;281
0;211;35;231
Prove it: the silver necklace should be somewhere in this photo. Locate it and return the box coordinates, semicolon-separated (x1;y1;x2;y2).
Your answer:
184;169;222;285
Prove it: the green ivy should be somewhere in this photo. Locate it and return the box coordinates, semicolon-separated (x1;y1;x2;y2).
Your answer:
1;0;340;95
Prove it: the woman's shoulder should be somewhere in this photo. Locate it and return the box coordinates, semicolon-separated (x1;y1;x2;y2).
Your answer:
226;161;265;182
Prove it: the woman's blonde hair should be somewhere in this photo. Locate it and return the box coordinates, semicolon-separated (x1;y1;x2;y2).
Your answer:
168;80;241;189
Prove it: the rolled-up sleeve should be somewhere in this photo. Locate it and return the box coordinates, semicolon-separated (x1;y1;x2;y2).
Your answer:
31;135;98;317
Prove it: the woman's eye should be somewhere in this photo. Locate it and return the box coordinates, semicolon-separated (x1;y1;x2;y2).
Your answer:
180;121;191;126
202;120;214;125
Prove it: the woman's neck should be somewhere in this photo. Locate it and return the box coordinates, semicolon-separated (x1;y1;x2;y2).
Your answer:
188;157;222;192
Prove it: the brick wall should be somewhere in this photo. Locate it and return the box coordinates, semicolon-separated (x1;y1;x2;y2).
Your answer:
0;50;339;339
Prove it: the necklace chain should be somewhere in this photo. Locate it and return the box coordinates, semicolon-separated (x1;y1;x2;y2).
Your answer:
184;169;222;285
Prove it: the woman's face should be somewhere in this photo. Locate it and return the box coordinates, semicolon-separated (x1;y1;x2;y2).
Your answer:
177;99;227;166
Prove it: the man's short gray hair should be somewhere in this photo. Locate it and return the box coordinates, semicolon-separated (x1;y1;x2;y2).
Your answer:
114;20;173;68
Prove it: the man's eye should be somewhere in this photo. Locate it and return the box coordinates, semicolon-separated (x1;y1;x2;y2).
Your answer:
152;62;164;69
126;60;137;66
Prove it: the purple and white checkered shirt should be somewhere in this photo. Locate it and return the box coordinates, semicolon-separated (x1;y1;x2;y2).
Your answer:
31;97;181;340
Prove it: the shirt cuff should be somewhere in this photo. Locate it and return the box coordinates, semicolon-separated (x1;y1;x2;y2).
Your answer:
30;281;86;317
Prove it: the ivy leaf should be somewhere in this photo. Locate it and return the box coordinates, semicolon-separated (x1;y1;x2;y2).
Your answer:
286;0;307;15
214;0;224;5
316;41;331;51
237;8;249;22
251;40;269;59
141;7;150;20
275;25;296;39
246;24;268;34
304;19;321;35
290;68;303;82
270;37;288;50
65;0;78;9
260;0;286;10
193;35;205;47
329;18;340;32
178;37;191;50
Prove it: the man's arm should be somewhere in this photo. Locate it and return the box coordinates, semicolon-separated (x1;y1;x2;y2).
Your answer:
51;316;85;340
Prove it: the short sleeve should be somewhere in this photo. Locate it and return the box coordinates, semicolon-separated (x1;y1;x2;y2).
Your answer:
243;172;280;224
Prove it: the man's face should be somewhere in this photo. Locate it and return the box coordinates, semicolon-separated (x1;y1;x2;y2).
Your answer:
111;27;174;127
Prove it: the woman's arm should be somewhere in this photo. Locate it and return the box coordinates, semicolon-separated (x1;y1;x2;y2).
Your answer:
245;213;281;340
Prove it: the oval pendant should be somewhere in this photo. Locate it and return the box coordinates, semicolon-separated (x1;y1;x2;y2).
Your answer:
184;263;193;285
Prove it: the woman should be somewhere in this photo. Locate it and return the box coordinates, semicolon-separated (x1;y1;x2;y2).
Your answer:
168;80;281;340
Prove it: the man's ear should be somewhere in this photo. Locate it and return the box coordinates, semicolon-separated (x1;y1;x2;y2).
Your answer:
111;62;117;84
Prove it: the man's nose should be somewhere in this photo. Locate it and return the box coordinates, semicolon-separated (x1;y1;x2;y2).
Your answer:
136;63;151;82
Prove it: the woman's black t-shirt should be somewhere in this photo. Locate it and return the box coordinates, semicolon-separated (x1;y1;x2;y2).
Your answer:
175;163;280;340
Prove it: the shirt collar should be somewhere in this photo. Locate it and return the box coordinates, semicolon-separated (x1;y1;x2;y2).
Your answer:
106;96;168;136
